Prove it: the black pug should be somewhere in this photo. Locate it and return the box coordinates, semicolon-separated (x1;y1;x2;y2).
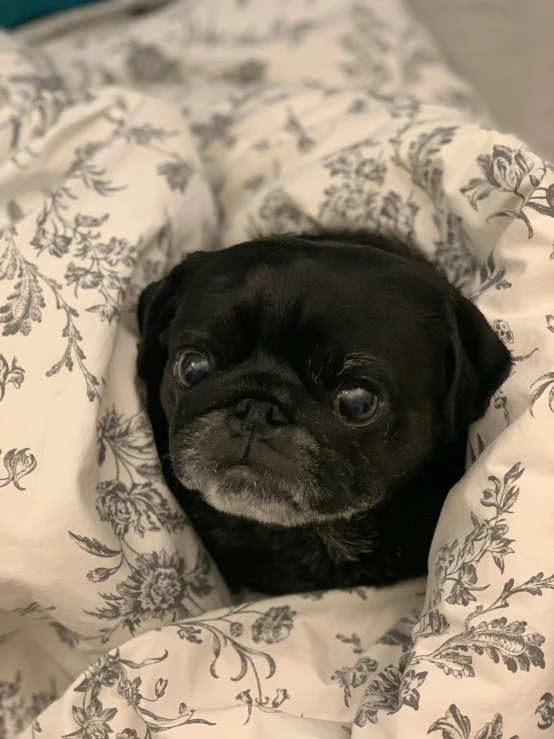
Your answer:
137;232;511;595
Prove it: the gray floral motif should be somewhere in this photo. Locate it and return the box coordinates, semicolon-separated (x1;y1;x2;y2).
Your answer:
251;605;297;644
526;183;554;230
69;404;209;642
471;249;512;300
346;98;370;114
157;158;195;193
354;464;553;719
400;466;554;691
354;665;427;726
461;145;534;209
493;319;514;344
318;141;388;227
97;407;164;481
222;59;267;86
96;409;187;526
176;603;291;724
191;113;236;150
10;600;87;650
429;704;519;739
389;116;478;290
68;649;212;735
434;214;478;292
326;145;386;181
96;480;186;538
0;48;70;155
0;119;142;399
423;615;545;677
49;621;83;649
0;672;56;739
0;354;24;402
5;200;25;225
0;448;37;490
494;391;510;426
530;370;554;416
460;144;540;237
125;42;183;85
283;110;316;153
235;687;290;724
121;123;178;148
335;632;363;654
379;190;419;244
333;614;418;722
63;698;117;739
468;433;486;465
0;226;47;337
2;104;189;402
86;549;206;636
243;174;266;192
31;228;71;258
332;656;378;707
492;318;537;362
126;216;175;312
13;601;55;618
377;611;421;651
431;464;522;607
536;692;554;730
230;621;244;637
246;187;316;237
393;124;458;202
75;652;131;699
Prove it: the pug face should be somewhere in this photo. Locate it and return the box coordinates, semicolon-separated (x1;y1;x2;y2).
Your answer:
138;233;511;528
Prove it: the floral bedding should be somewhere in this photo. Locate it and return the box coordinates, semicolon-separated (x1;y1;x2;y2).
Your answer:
1;1;554;737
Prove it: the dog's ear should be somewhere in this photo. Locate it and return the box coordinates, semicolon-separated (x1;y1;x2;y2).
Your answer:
443;290;512;442
137;261;189;384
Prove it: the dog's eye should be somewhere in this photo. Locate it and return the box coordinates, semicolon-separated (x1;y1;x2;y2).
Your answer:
332;387;379;423
175;351;211;388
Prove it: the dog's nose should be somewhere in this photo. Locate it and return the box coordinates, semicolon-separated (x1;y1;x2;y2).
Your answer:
229;398;288;437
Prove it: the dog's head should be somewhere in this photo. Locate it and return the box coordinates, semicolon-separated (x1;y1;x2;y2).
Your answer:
137;233;511;527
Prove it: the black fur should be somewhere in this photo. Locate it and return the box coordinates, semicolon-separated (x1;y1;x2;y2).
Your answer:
137;232;511;595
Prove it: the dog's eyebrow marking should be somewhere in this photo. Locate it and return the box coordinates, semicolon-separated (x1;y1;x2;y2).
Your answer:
176;329;212;348
341;353;381;372
181;329;208;340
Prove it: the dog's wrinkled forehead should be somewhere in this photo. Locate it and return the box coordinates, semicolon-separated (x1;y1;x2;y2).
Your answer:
168;237;449;375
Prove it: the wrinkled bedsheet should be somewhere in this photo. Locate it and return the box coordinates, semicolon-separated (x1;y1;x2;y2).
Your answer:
1;1;554;737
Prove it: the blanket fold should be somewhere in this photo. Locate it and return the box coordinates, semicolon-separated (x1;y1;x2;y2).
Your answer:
1;1;553;737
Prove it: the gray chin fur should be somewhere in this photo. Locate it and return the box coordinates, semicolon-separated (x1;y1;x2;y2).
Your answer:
170;412;355;527
179;468;351;526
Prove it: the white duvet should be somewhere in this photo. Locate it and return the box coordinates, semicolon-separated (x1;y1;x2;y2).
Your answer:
1;1;553;737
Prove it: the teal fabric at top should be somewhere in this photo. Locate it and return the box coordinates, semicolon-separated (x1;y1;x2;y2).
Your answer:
0;0;104;28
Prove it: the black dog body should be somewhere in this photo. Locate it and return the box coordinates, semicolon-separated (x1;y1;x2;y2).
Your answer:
138;233;511;595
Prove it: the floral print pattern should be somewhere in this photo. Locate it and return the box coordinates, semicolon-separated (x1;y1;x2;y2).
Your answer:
251;605;296;644
0;1;554;738
461;144;535;209
0;355;24;403
536;693;554;730
0;449;37;490
429;704;519;739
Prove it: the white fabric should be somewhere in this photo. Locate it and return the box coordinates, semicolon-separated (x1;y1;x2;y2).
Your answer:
1;1;553;737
